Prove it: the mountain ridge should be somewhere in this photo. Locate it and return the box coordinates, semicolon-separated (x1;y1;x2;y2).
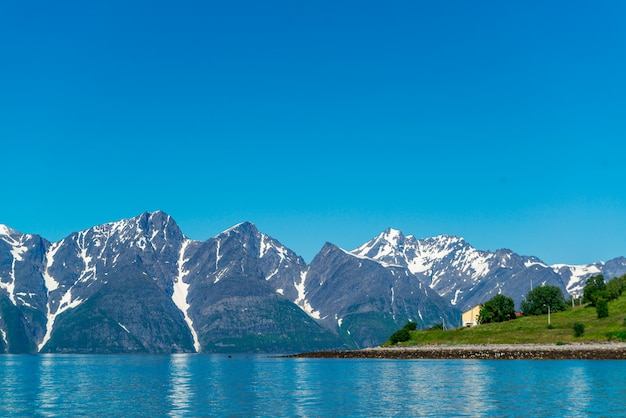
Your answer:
1;211;624;354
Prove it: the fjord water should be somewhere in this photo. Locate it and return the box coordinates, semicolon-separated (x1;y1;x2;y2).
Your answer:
1;355;625;417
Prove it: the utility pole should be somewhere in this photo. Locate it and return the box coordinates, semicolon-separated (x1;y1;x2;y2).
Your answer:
543;304;551;326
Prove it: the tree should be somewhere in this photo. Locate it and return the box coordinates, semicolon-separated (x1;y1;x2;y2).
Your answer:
596;298;609;318
403;321;417;331
521;285;567;316
583;275;607;306
477;294;516;324
388;321;417;344
606;275;626;301
572;322;585;337
388;329;410;344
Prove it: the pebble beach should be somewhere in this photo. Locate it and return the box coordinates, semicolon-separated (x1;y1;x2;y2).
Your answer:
287;343;626;360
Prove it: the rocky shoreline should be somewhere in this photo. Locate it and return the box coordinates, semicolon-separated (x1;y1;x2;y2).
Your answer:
286;343;626;360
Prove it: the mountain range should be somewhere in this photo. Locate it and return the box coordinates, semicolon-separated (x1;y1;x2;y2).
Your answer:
0;211;624;354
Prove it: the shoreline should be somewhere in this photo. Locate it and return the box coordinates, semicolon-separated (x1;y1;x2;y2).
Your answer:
286;343;626;360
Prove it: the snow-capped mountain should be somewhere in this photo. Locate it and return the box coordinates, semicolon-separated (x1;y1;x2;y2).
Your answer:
0;214;624;354
553;257;626;297
303;242;460;348
0;225;49;352
2;213;457;353
38;211;191;351
180;221;342;353
352;228;626;311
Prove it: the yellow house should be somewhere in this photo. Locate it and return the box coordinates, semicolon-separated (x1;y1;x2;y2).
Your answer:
462;305;481;327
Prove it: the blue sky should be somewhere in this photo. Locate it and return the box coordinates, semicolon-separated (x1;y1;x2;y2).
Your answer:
1;1;625;265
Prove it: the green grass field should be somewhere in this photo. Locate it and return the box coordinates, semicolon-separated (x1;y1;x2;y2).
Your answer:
389;294;626;346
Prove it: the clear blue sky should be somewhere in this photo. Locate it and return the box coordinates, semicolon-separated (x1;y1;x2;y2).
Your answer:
1;1;625;265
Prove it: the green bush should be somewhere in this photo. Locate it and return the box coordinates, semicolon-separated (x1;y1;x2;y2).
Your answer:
606;331;626;342
403;321;417;331
387;321;418;345
573;322;585;337
389;329;410;345
596;298;609;318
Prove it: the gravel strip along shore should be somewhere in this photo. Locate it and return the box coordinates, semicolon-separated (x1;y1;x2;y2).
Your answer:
286;343;626;360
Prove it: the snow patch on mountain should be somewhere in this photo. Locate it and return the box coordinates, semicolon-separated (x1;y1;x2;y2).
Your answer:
451;288;463;305
0;228;30;305
552;263;603;296
219;222;247;236
173;239;200;352
525;260;548;268
0;225;12;236
38;289;84;351
215;238;222;270
294;270;320;319
74;231;97;283
117;322;130;334
341;247;402;269
43;241;62;293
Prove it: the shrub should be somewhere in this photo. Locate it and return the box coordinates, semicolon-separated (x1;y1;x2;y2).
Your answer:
403;321;417;331
388;321;418;345
573;322;585;337
596;298;609;318
607;331;626;342
389;329;410;345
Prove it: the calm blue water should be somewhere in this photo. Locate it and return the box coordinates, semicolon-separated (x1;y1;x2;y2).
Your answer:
1;355;624;417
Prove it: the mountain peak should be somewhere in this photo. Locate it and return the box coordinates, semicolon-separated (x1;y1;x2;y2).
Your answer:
0;224;19;237
218;221;258;238
351;228;408;260
380;227;406;244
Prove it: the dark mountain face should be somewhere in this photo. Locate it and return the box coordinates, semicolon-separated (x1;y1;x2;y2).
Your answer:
0;213;623;354
602;257;626;282
40;264;196;354
36;211;190;353
303;243;461;348
0;227;49;352
161;222;345;353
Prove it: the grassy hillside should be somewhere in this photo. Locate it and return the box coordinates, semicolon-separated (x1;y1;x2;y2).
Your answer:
388;294;626;346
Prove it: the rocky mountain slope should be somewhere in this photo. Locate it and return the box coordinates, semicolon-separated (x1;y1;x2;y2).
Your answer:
0;213;623;354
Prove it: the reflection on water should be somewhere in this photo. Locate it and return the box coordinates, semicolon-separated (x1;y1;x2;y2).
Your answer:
0;355;625;416
453;361;493;416
564;364;590;417
37;355;58;416
291;359;317;416
168;354;192;417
